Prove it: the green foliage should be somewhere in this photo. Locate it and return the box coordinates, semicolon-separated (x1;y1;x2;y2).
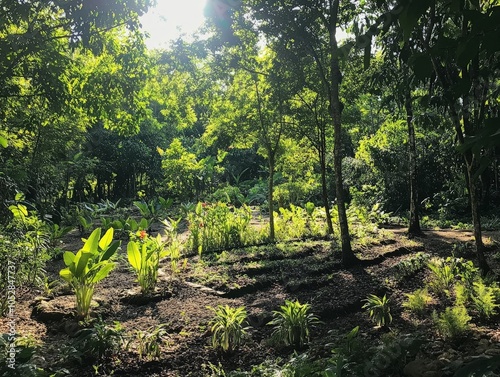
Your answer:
47;223;73;247
427;258;455;295
127;233;167;294
0;200;51;314
0;334;47;377
403;288;433;315
187;202;255;254
133;196;173;222
71;318;125;362
269;300;320;349
208;305;249;353
136;324;168;360
362;294;392;327
433;306;471;339
393;252;430;280
59;228;120;319
471;281;498;319
274;204;327;241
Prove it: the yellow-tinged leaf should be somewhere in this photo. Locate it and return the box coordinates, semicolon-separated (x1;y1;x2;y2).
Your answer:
99;228;114;250
60;268;72;283
63;251;75;267
82;228;101;253
127;241;142;271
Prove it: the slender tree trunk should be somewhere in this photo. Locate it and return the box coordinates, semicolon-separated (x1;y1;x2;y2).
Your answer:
328;6;358;266
320;145;334;235
404;92;422;236
268;155;275;242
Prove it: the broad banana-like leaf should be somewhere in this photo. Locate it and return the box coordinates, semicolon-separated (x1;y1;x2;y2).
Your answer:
82;228;101;253
99;227;114;250
59;268;72;282
127;242;142;271
90;262;115;284
63;251;76;267
101;240;120;262
74;252;93;278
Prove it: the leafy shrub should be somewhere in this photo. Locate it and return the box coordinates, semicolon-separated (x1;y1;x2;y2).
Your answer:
209;185;246;206
363;294;392;327
0;334;45;376
71;318;125;361
274;204;327;241
454;257;480;291
208;305;249;353
127;233;167;294
187;202;254;254
0;198;51;314
133;196;173;222
427;258;455;294
403;288;433;315
269;300;320;349
471;281;498;319
433;305;471;339
60;228;120;319
393;252;430;280
136;324;168;360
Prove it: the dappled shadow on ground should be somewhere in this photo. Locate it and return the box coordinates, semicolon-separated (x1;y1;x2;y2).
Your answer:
3;227;500;376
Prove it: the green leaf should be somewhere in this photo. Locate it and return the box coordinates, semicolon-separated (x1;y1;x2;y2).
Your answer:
63;251;76;266
101;240;120;262
99;227;114;250
90;262;115;284
74;252;93;278
399;0;431;41
82;228;101;253
0;135;7;148
127;241;142;271
59;268;73;282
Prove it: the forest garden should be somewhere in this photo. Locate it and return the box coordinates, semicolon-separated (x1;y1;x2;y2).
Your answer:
1;0;500;376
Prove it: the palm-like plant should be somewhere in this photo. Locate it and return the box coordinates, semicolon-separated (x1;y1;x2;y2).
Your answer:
362;294;392;327
208;305;249;352
269;300;320;349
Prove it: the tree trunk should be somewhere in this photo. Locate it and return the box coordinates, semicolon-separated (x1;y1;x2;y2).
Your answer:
268;156;275;242
320;145;334;235
328;7;358;267
404;92;422;237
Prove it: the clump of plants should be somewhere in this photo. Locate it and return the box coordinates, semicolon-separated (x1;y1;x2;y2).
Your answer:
432;305;471;339
269;300;320;349
274;204;327;241
135;324;169;360
471;281;498;319
60;227;120;319
427;257;455;295
127;232;167;294
403;288;433;315
393;252;430;280
363;294;392;327
70;317;125;362
208;305;249;353
0;197;51;315
187;202;254;254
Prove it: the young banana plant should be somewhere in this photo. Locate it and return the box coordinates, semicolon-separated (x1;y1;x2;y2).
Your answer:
127;234;167;294
60;228;120;319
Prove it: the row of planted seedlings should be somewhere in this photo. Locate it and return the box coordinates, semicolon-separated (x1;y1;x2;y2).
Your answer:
186;201;332;256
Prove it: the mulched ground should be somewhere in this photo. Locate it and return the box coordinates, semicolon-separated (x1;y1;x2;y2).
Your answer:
1;226;500;376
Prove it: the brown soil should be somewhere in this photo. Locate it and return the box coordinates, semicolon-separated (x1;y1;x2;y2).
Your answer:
2;227;500;376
